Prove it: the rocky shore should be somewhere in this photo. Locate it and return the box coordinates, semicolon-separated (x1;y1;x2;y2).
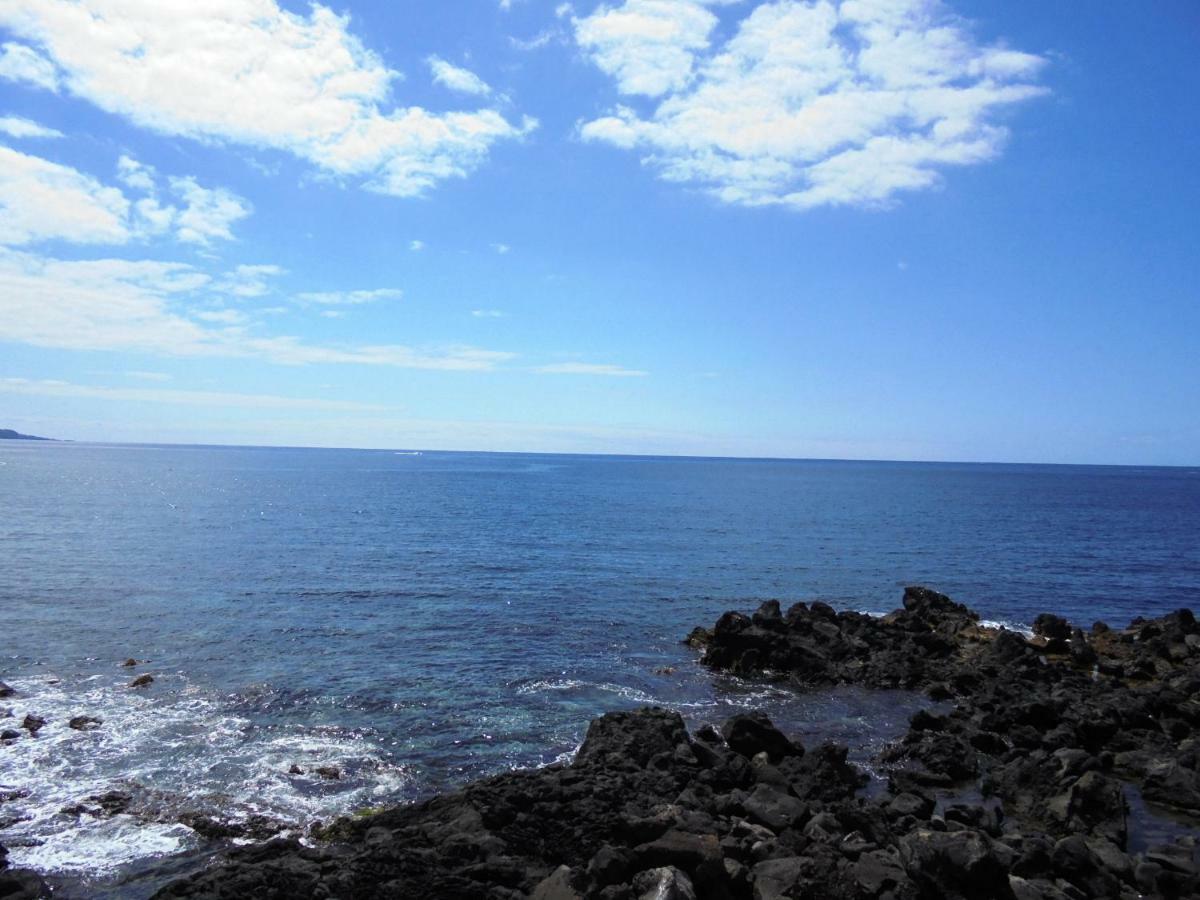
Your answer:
5;587;1199;899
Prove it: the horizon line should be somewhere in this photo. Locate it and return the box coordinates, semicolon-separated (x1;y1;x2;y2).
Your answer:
4;435;1196;470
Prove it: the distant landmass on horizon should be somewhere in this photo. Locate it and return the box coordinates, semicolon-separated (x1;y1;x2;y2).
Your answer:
0;428;53;441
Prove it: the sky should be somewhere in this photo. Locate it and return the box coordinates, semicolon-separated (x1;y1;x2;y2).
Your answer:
0;0;1197;465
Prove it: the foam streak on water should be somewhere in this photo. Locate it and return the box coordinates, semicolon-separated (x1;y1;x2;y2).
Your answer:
0;672;409;880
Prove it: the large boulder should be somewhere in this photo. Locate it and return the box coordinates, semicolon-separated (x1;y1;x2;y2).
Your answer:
899;828;1014;899
575;708;691;770
720;712;801;762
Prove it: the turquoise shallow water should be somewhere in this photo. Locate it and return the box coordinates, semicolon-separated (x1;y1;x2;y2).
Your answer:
1;443;1198;894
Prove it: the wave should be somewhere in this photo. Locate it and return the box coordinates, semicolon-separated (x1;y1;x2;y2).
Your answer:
0;673;410;878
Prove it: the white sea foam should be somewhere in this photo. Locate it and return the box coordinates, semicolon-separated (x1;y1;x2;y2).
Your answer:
978;619;1034;638
0;673;410;878
855;606;1034;638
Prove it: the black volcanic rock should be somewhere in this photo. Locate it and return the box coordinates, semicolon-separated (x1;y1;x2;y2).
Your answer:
0;841;51;899
153;590;1200;900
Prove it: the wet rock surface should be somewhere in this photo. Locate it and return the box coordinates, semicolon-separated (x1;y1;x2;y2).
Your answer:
146;588;1199;898
0;839;51;898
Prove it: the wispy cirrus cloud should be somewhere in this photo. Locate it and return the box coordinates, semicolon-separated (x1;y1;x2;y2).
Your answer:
295;288;403;306
576;0;1048;210
214;264;285;299
427;56;492;96
0;1;535;197
0;115;62;139
0;376;390;412
0;247;517;372
534;362;648;376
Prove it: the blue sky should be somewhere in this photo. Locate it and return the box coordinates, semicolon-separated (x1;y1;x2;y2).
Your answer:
0;0;1196;464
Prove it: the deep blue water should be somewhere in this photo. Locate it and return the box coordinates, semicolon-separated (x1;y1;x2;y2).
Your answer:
1;443;1198;893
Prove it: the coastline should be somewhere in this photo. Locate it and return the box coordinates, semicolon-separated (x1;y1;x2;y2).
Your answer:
7;588;1197;899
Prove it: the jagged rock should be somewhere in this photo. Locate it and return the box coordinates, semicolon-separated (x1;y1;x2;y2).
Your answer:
577;707;691;768
1049;834;1125;898
130;673;154;688
1141;758;1200;814
532;865;582;900
887;792;934;820
588;845;632;886
19;715;44;735
853;847;907;896
743;784;806;832
0;867;51;899
152;591;1200;900
0;683;13;699
122;658;138;667
315;766;341;781
721;712;802;762
751;857;810;900
1034;614;1072;642
632;865;696;900
900;828;1013;899
1045;771;1126;847
68;715;102;731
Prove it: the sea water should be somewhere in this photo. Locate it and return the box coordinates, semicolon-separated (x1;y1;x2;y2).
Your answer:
1;444;1197;895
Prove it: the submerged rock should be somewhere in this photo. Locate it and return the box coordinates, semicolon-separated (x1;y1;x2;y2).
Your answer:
129;673;154;688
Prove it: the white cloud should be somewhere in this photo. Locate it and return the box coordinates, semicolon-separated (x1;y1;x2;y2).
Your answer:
0;41;60;91
116;155;156;192
510;30;560;52
409;239;425;251
214;264;285;298
576;0;1047;210
0;1;534;197
0;116;62;139
472;309;505;318
295;288;402;306
117;156;251;244
168;176;252;244
535;362;647;376
0;247;517;371
0;376;388;412
428;56;492;96
125;370;172;382
491;242;511;254
574;0;718;97
0;144;130;245
193;309;248;325
0;145;250;248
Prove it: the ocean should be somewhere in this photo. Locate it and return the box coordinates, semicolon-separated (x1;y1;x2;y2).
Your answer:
1;443;1198;896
